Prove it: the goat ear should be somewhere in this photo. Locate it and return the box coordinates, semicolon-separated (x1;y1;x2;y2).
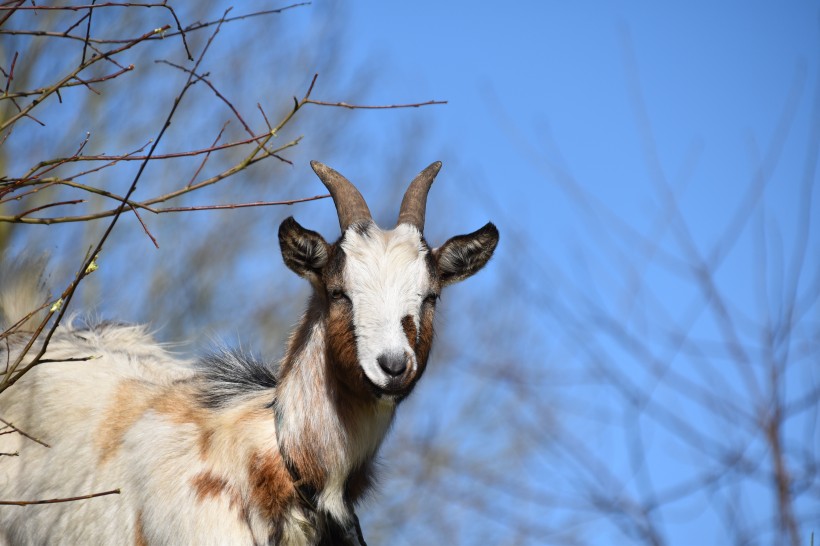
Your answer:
434;222;499;287
279;216;330;281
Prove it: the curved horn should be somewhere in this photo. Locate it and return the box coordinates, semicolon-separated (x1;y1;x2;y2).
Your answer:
310;161;372;232
396;161;442;232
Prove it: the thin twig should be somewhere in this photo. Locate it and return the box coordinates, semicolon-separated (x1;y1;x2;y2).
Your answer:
12;199;85;220
0;489;120;506
0;418;50;448
36;356;97;363
154;194;330;213
257;102;272;131
129;205;158;248
1;66;135;99
2;51;18;96
186;121;229;188
81;0;96;65
0;0;22;26
304;98;447;109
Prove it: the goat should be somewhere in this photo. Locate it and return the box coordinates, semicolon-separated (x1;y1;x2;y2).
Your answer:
0;161;499;545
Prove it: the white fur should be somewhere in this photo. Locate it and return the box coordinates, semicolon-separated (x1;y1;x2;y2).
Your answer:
0;323;202;544
343;224;431;390
0;319;326;545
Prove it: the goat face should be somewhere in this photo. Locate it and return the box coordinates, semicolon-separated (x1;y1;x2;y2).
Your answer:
279;162;498;401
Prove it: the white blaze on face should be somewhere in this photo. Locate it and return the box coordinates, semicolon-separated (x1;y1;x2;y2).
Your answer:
341;224;432;390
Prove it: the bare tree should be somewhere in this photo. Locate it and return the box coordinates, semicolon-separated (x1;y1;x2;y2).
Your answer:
360;31;819;546
0;0;446;520
0;1;445;390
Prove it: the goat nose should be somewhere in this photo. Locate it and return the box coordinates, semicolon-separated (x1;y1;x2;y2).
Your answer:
377;352;407;376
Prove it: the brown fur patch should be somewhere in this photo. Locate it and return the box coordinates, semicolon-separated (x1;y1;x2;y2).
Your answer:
326;302;368;397
152;386;208;426
415;304;435;374
198;427;214;459
152;385;215;465
96;380;155;465
134;511;148;546
97;380;213;465
191;470;230;502
401;315;417;347
248;449;294;520
322;242;363;396
189;469;244;523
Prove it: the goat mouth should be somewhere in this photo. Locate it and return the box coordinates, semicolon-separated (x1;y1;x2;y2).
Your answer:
362;372;412;400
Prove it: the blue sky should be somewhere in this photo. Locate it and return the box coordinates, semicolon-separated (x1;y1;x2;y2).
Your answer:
332;2;819;544
338;2;817;235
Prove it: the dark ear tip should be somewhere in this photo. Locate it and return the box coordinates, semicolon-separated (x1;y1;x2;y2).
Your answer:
279;215;297;230
278;216;299;242
481;222;500;242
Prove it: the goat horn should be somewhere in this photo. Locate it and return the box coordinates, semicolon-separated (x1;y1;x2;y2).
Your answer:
310;161;372;232
396;161;442;232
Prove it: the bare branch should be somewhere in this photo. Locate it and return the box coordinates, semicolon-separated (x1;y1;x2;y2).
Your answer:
0;418;50;448
0;489;120;506
304;98;447;109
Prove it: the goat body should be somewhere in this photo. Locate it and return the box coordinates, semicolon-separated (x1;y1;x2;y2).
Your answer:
0;162;498;545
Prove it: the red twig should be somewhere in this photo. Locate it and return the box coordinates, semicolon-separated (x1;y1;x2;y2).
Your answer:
13;199;84;220
129;204;158;248
2;51;18;96
0;0;22;26
154;194;330;213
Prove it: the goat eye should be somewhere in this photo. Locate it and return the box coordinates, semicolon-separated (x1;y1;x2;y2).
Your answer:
329;288;349;302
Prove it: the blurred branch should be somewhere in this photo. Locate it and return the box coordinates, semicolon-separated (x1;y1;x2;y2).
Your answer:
0;1;191;58
0;4;307;48
0;489;120;506
0;8;229;393
0;73;445;225
2;64;134;99
0;417;50;448
0;26;170;133
153;194;330;213
304;98;447;109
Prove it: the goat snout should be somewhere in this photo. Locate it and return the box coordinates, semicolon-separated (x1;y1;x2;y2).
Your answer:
377;352;409;376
